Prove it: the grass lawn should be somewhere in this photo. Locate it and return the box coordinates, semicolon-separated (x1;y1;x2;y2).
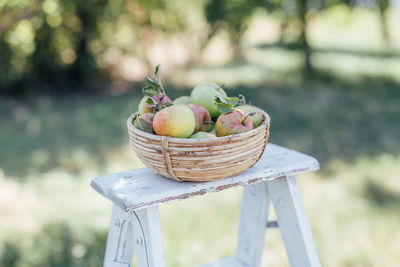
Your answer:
1;7;400;267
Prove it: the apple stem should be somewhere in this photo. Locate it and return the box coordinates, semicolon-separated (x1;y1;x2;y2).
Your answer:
238;94;246;105
242;112;255;125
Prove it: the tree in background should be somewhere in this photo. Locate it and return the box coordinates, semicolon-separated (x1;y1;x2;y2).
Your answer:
203;0;316;72
0;0;394;96
204;0;269;56
0;0;112;95
0;0;193;95
379;0;390;42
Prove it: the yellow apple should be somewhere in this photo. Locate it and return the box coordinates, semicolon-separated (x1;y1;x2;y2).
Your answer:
153;104;196;138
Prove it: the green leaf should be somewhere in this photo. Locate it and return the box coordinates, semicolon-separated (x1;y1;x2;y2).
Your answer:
163;102;173;108
224;96;239;106
214;96;226;104
142;87;158;98
146;97;154;104
146;77;158;87
155;64;161;80
133;118;153;133
217;103;235;114
214;96;237;114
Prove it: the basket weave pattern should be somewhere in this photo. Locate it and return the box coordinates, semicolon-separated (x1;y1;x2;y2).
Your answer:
127;113;270;182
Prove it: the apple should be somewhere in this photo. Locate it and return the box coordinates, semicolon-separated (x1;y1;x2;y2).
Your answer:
215;109;253;137
190;132;217;139
173;96;191;105
133;113;154;133
187;103;212;133
138;93;172;114
153;104;196;138
190;81;227;118
238;105;264;128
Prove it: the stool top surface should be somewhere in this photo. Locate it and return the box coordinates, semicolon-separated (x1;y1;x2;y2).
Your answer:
91;143;319;211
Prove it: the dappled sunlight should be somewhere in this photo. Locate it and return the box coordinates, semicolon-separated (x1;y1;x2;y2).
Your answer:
309;6;400;50
171;41;400;89
172;64;272;88
168;7;400;89
245;47;303;72
313;52;400;82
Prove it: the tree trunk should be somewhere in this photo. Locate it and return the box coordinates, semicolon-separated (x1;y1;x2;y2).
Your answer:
297;0;312;75
379;0;390;43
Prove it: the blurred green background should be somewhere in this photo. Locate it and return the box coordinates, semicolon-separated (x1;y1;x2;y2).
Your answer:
1;0;400;266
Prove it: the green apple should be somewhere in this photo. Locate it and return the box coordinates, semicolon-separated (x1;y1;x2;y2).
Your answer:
190;132;217;139
238;105;264;128
190;81;227;118
153;104;195;138
173;96;191;105
215;109;253;137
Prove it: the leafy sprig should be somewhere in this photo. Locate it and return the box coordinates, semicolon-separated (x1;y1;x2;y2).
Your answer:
141;64;171;115
142;64;165;97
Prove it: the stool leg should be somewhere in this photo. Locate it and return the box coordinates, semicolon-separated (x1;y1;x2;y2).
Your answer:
103;205;166;267
235;182;270;266
267;176;321;267
131;206;166;267
104;205;135;267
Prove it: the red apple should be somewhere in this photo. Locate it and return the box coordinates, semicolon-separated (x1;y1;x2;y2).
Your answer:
187;103;212;133
238;105;264;128
138;93;172;114
215;109;253;137
133;113;154;133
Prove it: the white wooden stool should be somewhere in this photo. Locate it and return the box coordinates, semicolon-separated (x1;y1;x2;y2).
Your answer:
91;143;321;267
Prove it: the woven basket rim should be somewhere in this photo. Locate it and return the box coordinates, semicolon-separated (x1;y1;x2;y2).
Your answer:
127;109;271;143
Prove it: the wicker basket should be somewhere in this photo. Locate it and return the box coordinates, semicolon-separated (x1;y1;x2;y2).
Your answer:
127;111;270;182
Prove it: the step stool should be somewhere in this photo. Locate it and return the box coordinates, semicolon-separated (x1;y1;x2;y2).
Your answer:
91;143;321;267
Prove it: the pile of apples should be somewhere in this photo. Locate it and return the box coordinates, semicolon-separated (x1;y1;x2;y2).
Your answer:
134;65;265;139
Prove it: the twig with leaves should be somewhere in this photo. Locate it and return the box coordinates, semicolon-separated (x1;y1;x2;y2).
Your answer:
141;65;172;115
